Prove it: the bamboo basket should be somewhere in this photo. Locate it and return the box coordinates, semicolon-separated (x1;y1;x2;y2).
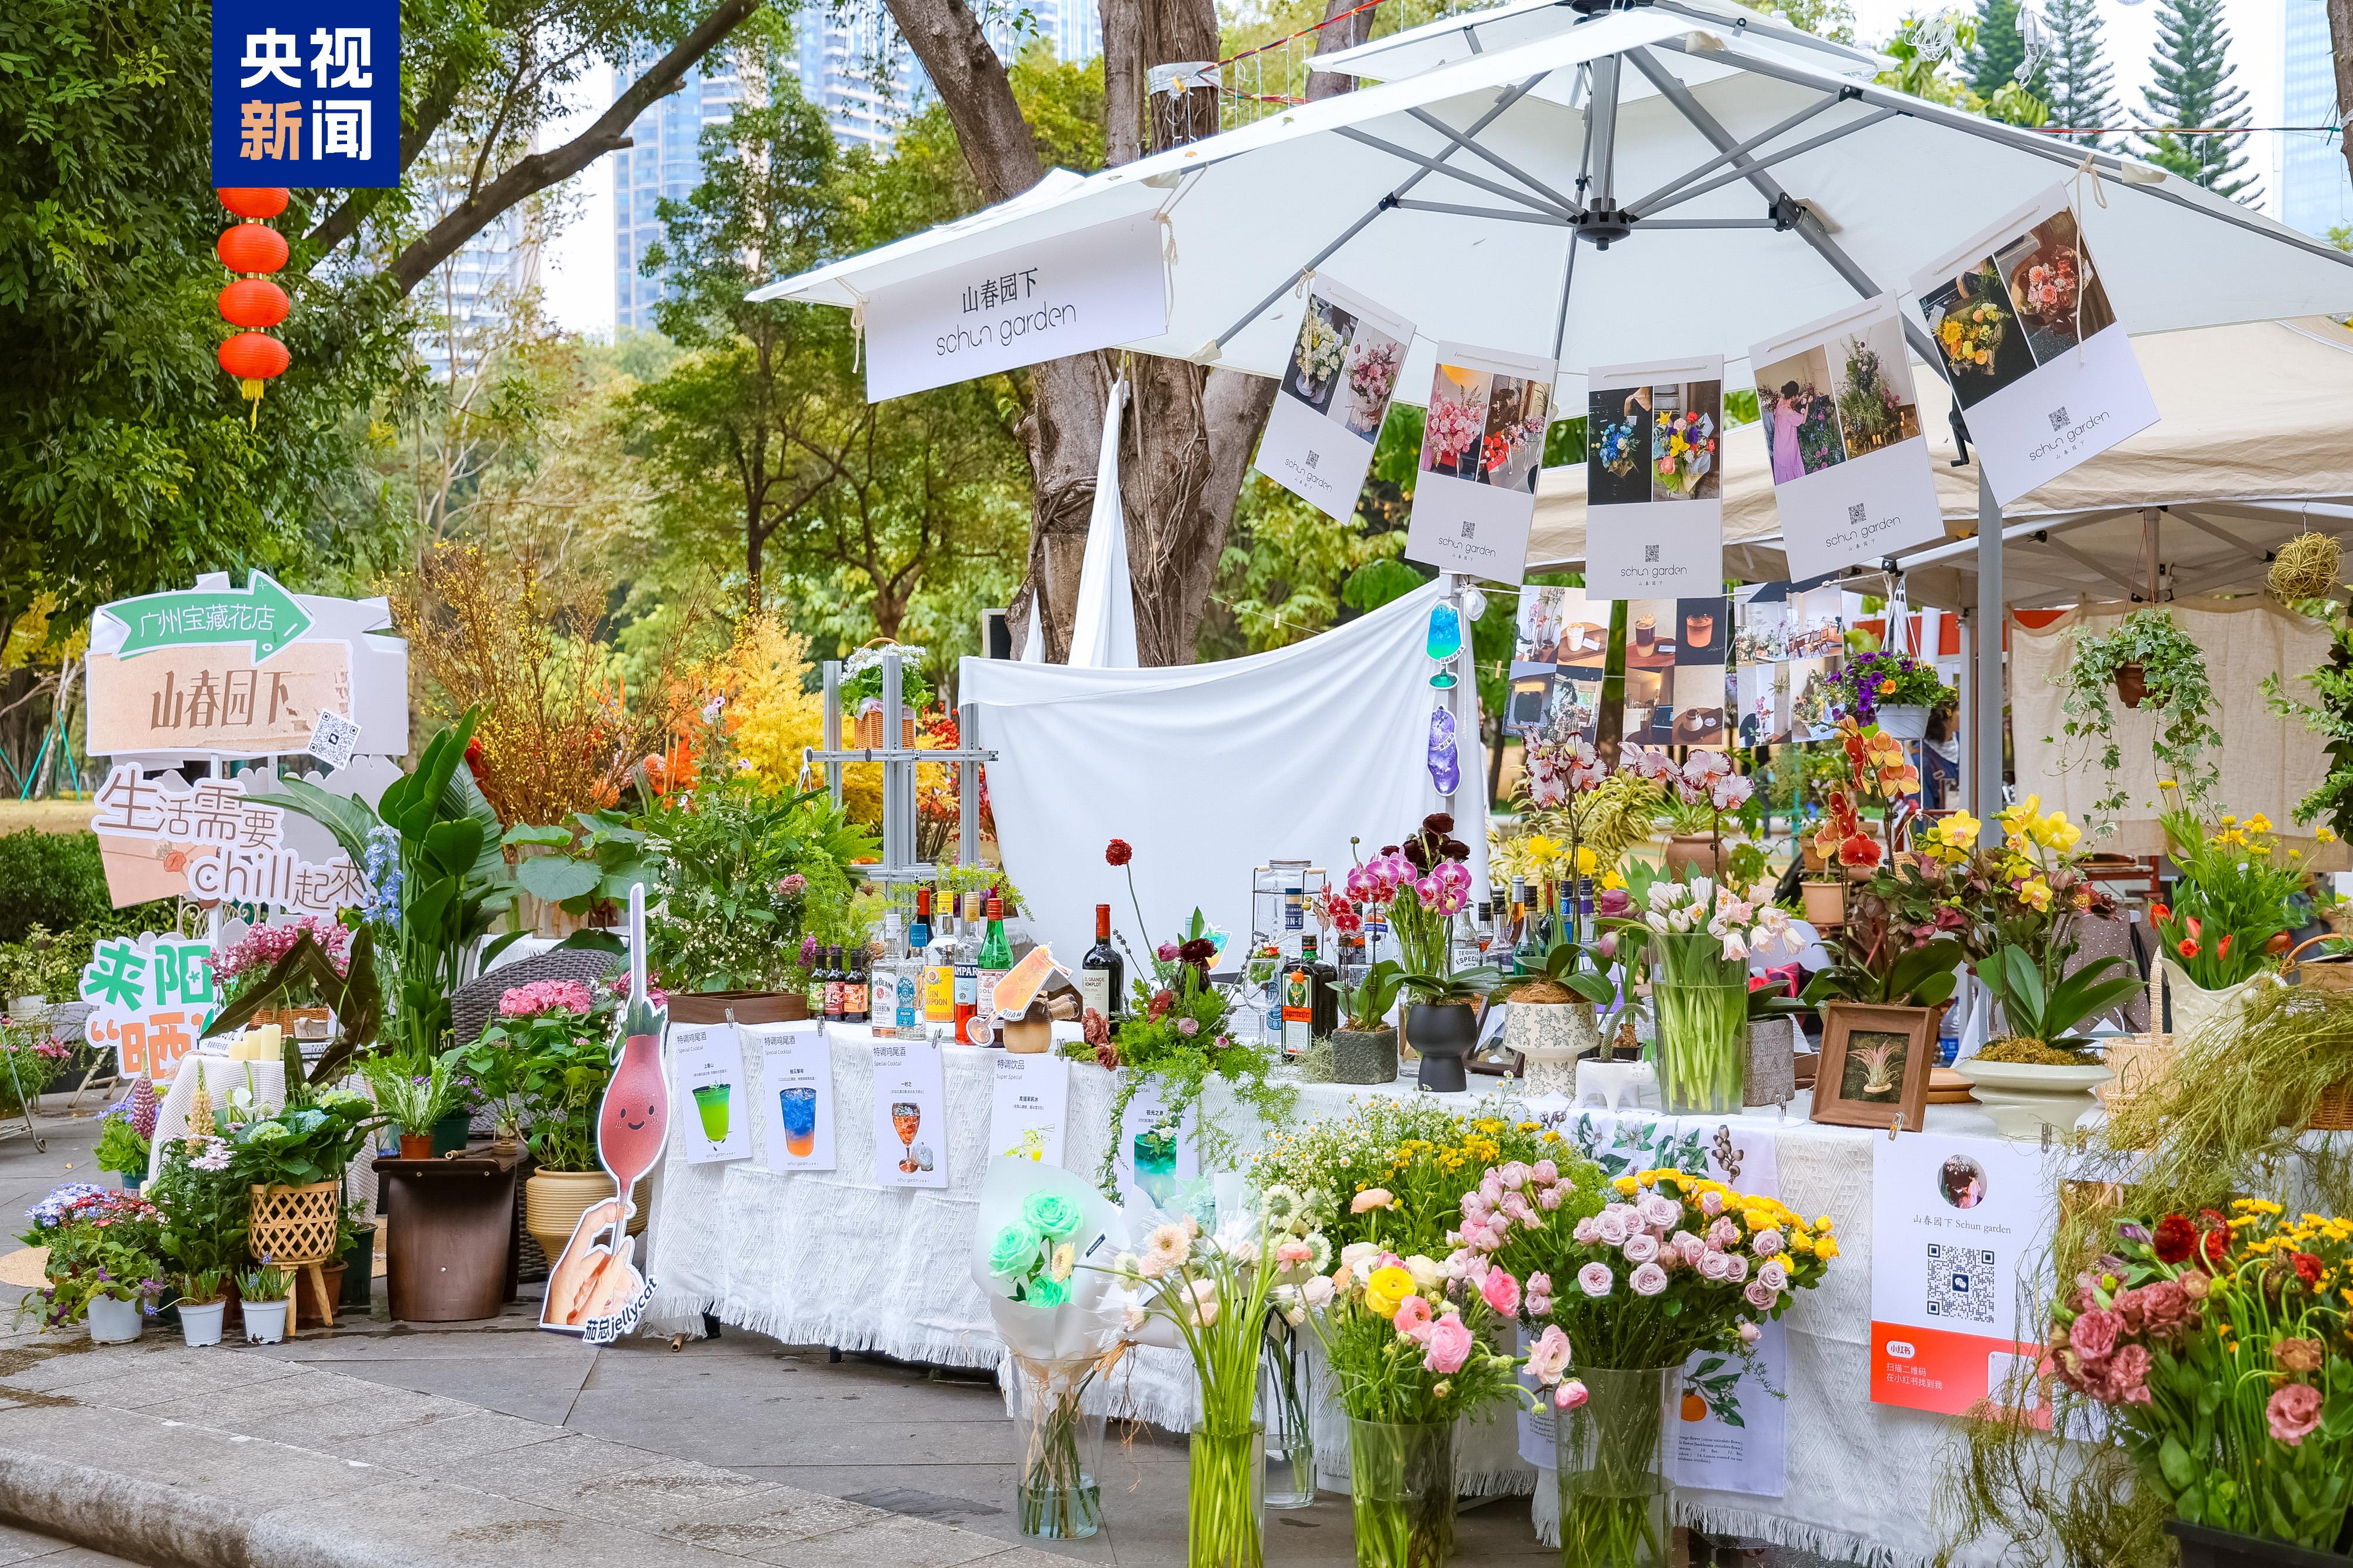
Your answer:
2285;936;2353;1130
2097;961;2174;1115
251;1180;342;1333
851;708;917;749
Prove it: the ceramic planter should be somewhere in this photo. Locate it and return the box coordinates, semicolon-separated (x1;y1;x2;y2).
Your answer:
1875;704;1929;739
1951;1058;2114;1140
525;1168;651;1264
1405;1003;1479;1093
1505;1000;1601;1098
1661;835;1722;882
242;1298;290;1343
2165;1518;2349;1568
1801;880;1847;926
86;1294;142;1345
1329;1027;1398;1086
2157;959;2273;1042
178;1299;227;1347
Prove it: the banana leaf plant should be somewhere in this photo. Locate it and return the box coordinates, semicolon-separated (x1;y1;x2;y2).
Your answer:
1975;944;2142;1049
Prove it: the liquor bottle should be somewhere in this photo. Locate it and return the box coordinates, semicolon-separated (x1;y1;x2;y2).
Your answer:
1299;932;1338;1036
893;908;922;1039
974;893;1014;1046
822;945;844;1022
1080;903;1123;1025
843;943;871;1025
1510;876;1542;976
872;912;903;1039
924;897;959;1034
804;941;828;1018
952;893;982;1042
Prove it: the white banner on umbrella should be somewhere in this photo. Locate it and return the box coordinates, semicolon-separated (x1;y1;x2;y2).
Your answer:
1582;357;1725;599
1256;276;1414;522
1908;186;2158;508
1749;296;1946;581
861;212;1168;402
1404;342;1555;584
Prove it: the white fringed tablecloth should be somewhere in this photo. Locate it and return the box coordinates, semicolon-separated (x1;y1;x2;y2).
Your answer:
643;1025;2015;1567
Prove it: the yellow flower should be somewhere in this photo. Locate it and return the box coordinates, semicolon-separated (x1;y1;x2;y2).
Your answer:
1935;813;1982;848
1816;1216;1834;1231
1524;835;1564;868
1613;1177;1639;1196
1575;846;1598;875
1364;1266;1415;1317
1599;869;1627;891
2018;878;2053;913
2249;814;2273;833
1815;1237;1841;1260
2323;827;2341;844
2158;779;2178;791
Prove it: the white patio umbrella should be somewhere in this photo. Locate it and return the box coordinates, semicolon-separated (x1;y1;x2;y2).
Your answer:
754;0;2353;822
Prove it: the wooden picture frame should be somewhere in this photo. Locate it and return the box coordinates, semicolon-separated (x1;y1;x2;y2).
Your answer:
1810;1001;1939;1131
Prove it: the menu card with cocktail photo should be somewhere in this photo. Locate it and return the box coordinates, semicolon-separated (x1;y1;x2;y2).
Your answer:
872;1037;949;1190
672;1022;751;1166
754;1022;835;1172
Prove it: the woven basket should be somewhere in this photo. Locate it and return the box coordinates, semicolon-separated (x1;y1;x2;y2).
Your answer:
2097;962;2174;1115
851;708;916;749
249;1180;340;1266
2286;937;2353;1129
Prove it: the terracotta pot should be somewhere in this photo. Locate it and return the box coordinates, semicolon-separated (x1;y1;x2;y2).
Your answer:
2114;663;2147;709
1801;880;1847;926
1662;834;1722;881
397;1133;433;1160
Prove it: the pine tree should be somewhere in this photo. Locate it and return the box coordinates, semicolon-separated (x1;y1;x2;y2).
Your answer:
2038;0;2119;146
1964;0;2034;99
2135;0;2261;201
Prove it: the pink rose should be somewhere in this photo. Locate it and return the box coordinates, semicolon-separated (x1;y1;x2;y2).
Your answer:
1572;1217;1601;1246
1578;1262;1614;1299
1758;1259;1788;1291
1481;1268;1521;1317
2269;1383;2324;1445
1744;1279;1777;1309
1621;1233;1660;1265
1738;1321;1761;1346
1672;1232;1705;1266
1752;1230;1784;1257
1629;1262;1669;1297
1698;1251;1732;1282
1531;1160;1559;1185
1422;1317;1474;1374
1638;1194;1681;1230
1724;1256;1748;1285
1525;1325;1571;1385
1394;1296;1435;1341
1596;1208;1633;1246
2068;1309;2122;1362
1554;1378;1589;1411
1499;1161;1532;1188
1708;1217;1739;1247
1699;1192;1725;1218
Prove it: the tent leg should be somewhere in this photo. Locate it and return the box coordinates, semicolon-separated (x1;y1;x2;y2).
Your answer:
1974;472;2004;845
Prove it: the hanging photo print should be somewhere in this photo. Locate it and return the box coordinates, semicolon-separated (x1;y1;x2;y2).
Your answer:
1582;358;1725;599
1255;277;1414;522
1509;586;1608;742
1620;596;1731;749
1750;295;1945;581
1908;188;2157;506
1404;343;1556;583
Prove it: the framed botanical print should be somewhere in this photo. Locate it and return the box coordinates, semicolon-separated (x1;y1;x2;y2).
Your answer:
1810;1002;1939;1131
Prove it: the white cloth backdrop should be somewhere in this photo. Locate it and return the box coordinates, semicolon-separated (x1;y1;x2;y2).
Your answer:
964;578;1487;969
644;1024;2024;1568
2009;597;2338;858
1066;381;1139;670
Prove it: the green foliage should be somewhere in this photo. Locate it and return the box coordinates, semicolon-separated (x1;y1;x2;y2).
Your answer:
1877;9;2048;124
147;1144;248;1286
0;831;173;944
238;1261;290;1302
2134;0;2258;199
93;1111;150;1179
16;1187;163;1327
1802;934;1967;1009
229;1085;381;1190
2055;609;2221;819
202;926;382;1086
1964;0;2031;98
2264;603;2353;838
447;996;617;1171
2035;0;2120;147
1978;943;2140;1048
1249;1102;1568;1257
361;1053;460;1138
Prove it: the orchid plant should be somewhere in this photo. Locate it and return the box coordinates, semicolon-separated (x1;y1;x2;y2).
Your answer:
1625;746;1757;888
1350;816;1498;1006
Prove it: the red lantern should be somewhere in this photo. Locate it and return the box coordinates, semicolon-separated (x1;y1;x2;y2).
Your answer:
217;278;289;330
216;224;289;275
218;332;289;423
216;188;290;221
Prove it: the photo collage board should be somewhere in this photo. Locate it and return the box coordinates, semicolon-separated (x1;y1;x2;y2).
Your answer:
1512;582;1851;752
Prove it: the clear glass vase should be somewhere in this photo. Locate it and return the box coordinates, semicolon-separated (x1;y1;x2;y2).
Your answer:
1008;1353;1105;1539
1555;1366;1675;1568
1259;1321;1315;1509
1347;1417;1455;1568
1651;932;1748;1114
1188;1422;1266;1568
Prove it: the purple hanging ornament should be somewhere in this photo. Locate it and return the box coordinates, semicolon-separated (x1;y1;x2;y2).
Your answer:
1427;704;1459;797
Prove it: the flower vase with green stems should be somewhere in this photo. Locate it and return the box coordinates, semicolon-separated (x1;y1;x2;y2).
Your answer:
1008;1353;1112;1539
1258;1315;1315;1509
1557;1366;1677;1568
1649;932;1749;1115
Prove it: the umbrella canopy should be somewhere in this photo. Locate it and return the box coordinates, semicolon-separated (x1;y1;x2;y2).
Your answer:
1525;316;2353;605
754;5;2353;405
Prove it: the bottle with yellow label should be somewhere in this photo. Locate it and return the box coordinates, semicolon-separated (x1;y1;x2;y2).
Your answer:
923;893;958;1030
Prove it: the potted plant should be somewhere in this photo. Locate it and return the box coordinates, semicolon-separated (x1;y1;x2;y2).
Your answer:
176;1268;229;1347
93;1084;155;1193
1352;817;1498;1093
228;1083;380;1326
0;1016;69;1119
239;1262;291;1343
2055;609;2222;821
1828;650;1951;739
1502;940;1611;1099
364;1054;461;1160
14;1184;165;1339
2147;795;2307;1039
1954;946;2141;1139
841;641;934;748
2045;1204;2353;1564
149;1112;252;1334
1329;958;1407;1086
335;1200;375;1313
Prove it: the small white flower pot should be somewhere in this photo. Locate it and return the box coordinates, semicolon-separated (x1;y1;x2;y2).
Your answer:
86;1295;142;1345
1875;705;1929;739
242;1299;290;1344
178;1300;226;1347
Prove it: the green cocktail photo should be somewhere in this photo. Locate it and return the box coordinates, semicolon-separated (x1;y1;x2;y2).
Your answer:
692;1083;732;1146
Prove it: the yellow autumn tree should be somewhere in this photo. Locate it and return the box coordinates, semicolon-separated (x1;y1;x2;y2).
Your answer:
712;615;883;824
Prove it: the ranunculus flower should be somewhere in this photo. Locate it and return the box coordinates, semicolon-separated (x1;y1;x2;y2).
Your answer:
1555;1378;1589;1411
2068;1309;2122;1362
1481;1267;1521;1316
2269;1383;2324;1445
1106;839;1134;866
1393;1295;1434;1339
2151;1213;2197;1265
1578;1262;1614;1298
1301;1276;1335;1309
1340;1241;1378;1272
1352;1187;1395;1214
1364;1266;1415;1317
1629;1262;1669;1297
1177;1017;1199;1036
1422;1316;1474;1374
1525;1325;1571;1385
2275;1337;2327;1374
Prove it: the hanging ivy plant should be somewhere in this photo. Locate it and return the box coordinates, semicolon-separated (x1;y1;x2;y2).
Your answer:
2262;598;2353;839
2053;609;2221;825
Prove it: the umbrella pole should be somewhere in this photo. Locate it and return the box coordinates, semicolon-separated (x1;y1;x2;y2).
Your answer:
1974;471;2004;843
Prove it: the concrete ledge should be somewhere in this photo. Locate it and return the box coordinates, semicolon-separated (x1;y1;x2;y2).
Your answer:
0;1334;1069;1568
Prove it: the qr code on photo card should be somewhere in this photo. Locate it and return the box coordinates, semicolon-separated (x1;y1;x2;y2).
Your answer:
1926;1242;1996;1323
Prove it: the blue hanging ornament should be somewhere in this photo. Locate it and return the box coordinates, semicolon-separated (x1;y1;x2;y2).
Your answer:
1425;603;1462;662
1427;705;1459;796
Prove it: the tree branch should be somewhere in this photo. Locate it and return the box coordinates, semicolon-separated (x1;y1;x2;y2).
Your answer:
389;0;762;296
302;58;468;261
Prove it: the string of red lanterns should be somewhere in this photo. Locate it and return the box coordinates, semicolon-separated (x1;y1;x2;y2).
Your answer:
214;188;291;425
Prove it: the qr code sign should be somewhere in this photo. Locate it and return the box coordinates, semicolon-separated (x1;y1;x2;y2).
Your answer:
1846;502;1867;525
307;710;362;770
1926;1242;1996;1323
2047;406;2069;432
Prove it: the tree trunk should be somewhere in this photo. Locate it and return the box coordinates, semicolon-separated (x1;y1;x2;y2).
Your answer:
746;513;764;617
2331;0;2353;195
884;0;1277;666
1307;0;1373;100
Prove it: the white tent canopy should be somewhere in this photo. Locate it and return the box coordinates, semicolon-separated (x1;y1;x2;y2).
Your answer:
1525;316;2353;606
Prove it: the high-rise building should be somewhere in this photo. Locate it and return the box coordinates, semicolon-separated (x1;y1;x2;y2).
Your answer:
2279;0;2351;239
612;54;746;333
414;174;541;380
